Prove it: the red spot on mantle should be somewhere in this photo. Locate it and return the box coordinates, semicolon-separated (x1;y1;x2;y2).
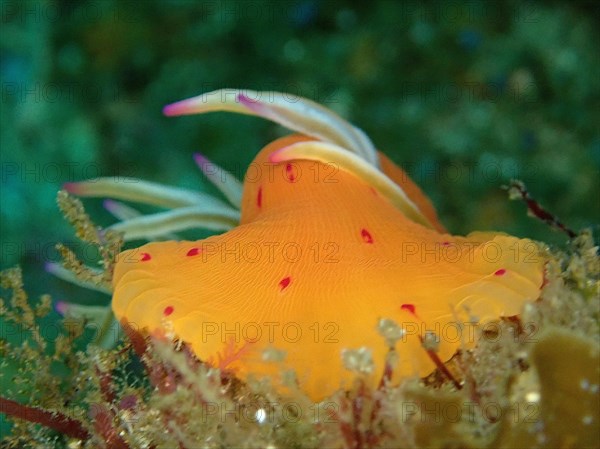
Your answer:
257;186;263;208
286;163;296;182
494;269;507;276
361;228;374;244
279;277;291;291
140;252;151;262
401;304;416;315
163;306;174;316
187;248;200;256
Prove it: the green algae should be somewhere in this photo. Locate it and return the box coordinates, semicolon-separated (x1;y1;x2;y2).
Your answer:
1;206;598;447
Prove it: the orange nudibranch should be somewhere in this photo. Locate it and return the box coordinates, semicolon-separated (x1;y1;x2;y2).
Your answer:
112;90;545;400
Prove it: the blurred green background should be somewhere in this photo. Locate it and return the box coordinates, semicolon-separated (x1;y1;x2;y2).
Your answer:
1;0;599;304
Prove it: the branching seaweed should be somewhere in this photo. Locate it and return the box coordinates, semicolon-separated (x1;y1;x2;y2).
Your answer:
55;190;123;292
1;187;599;448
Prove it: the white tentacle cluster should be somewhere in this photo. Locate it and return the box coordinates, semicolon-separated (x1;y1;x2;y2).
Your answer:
52;89;432;340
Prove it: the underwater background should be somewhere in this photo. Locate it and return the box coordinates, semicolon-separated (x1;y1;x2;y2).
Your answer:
1;0;599;300
1;0;599;446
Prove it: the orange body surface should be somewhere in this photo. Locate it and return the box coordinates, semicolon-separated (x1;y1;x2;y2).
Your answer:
112;134;544;400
